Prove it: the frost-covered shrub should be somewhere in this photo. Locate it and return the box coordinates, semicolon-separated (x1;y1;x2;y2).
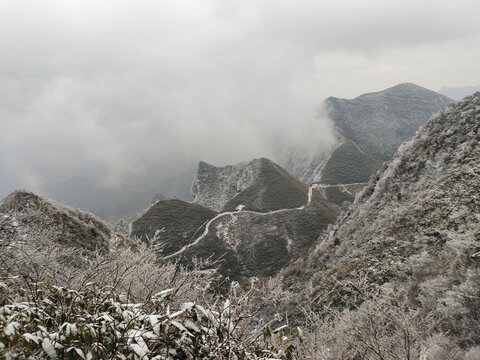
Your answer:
0;281;302;359
0;230;302;359
0;235;216;309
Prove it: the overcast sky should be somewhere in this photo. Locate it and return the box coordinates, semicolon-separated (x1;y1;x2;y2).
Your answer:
1;0;479;199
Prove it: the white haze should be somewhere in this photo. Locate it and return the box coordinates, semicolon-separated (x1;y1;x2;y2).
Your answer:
1;0;479;205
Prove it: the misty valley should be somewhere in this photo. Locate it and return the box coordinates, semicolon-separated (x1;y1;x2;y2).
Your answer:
2;82;480;359
2;1;480;358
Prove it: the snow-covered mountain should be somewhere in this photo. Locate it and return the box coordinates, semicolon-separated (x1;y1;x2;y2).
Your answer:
134;183;338;281
281;83;453;184
133;159;361;280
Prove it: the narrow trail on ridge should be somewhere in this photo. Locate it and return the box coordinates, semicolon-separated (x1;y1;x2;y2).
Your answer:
162;182;365;260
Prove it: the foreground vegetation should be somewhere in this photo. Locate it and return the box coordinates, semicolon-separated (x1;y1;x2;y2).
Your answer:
3;238;479;359
0;238;302;359
0;281;301;359
1;216;479;359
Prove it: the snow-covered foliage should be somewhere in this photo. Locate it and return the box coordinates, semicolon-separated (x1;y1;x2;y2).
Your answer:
0;280;301;359
298;276;480;360
0;222;302;359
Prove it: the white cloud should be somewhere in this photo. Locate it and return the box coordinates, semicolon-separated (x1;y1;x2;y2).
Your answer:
0;0;479;198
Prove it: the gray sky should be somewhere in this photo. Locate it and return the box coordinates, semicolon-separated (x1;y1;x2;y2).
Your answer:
1;0;479;199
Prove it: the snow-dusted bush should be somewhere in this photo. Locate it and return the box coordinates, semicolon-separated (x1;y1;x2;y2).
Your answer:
0;279;302;359
0;236;302;359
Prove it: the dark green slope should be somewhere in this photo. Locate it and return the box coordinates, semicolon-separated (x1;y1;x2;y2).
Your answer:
325;186;355;205
130;199;217;255
222;158;309;212
182;202;335;281
321;139;382;184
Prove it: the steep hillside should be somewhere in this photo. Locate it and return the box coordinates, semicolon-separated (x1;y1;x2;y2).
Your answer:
133;179;342;281
0;190;115;252
320;138;381;184
191;158;308;212
282;93;480;355
178;202;335;281
310;92;480;280
130;199;217;255
280;141;338;184
281;83;453;184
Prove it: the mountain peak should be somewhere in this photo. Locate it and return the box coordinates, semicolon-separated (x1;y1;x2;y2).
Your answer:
386;81;425;90
326;83;453;103
324;83;454;161
357;82;452;101
191;158;308;212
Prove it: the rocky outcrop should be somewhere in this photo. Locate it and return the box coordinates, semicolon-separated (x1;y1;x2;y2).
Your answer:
190;160;261;212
